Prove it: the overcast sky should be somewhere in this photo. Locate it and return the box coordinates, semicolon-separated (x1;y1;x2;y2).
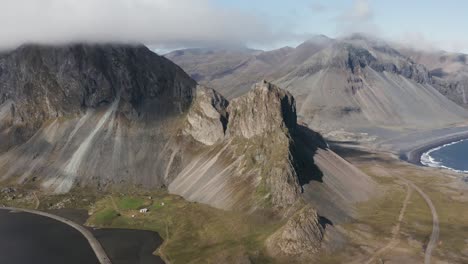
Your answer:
1;0;467;53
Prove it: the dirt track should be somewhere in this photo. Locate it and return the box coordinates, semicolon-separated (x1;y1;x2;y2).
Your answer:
364;182;412;264
366;163;439;264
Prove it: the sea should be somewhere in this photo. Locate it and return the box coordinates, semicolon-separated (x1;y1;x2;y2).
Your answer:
421;139;468;174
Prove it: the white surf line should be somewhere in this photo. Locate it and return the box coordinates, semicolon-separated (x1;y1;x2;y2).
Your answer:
0;207;111;264
421;139;468;174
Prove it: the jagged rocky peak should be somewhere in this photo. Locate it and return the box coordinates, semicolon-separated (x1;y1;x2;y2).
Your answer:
183;85;228;145
226;80;297;139
226;80;301;208
266;205;325;257
173;80;304;210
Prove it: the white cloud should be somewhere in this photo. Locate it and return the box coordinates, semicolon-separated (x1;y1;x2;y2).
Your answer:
336;0;378;35
0;0;301;50
351;0;372;21
394;32;468;54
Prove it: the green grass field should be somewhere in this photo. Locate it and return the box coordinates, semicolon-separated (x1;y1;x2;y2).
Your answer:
87;191;283;263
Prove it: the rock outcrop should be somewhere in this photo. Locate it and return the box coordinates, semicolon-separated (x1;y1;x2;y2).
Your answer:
183;86;228;145
226;80;296;138
171;80;375;217
226;81;301;208
171;80;303;210
266;205;325;257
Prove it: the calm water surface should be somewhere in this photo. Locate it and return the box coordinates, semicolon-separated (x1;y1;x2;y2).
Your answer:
0;210;99;264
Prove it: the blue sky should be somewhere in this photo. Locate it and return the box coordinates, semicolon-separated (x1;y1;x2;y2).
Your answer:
215;0;468;52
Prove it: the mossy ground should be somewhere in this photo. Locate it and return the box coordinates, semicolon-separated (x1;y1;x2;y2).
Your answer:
87;191;284;264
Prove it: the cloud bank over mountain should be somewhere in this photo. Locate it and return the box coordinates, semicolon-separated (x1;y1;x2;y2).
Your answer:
0;0;306;50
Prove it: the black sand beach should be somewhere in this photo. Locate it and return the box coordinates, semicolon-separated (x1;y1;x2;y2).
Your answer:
374;125;468;165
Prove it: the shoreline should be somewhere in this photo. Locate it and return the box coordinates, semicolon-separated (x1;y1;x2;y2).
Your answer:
400;132;468;166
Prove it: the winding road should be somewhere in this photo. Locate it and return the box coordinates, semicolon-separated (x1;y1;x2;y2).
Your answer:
363;162;439;264
364;182;412;264
0;207;111;264
400;177;440;264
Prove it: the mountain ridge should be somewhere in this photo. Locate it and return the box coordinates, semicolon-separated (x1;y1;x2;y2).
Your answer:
166;35;468;136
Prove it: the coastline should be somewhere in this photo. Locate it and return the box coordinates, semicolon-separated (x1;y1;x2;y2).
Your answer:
401;132;468;166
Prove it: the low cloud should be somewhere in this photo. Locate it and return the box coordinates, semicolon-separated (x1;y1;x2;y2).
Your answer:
394;32;468;54
0;0;303;50
336;0;378;36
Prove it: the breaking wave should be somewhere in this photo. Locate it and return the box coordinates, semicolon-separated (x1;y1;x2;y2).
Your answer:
420;139;468;174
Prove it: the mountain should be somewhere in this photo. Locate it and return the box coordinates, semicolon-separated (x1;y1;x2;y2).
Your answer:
0;44;376;259
165;35;333;99
0;44;196;193
167;35;468;136
399;47;468;107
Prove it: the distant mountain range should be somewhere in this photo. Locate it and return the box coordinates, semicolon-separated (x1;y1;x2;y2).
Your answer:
166;34;468;135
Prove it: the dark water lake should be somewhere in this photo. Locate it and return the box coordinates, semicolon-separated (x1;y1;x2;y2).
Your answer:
421;139;468;173
0;210;99;264
0;209;164;264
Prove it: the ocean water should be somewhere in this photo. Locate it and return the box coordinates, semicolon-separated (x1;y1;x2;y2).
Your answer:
421;139;468;173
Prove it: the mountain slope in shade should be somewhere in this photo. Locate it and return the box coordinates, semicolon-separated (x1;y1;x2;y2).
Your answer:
167;35;468;135
0;44;197;193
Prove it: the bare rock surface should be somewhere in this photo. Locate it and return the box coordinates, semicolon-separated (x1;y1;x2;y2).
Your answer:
226;80;296;139
183;86;227;145
170;80;302;210
266;205;324;256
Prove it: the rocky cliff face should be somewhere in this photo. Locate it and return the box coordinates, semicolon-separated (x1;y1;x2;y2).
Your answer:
0;44;196;149
266;205;325;257
171;80;375;218
171;81;303;210
399;47;468;108
0;44;196;192
226;80;296;138
183;86;228;145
